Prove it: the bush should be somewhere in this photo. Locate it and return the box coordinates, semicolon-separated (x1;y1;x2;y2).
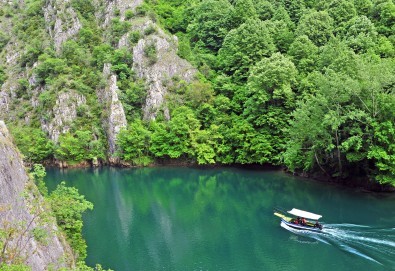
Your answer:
9;126;54;163
49;182;93;260
144;24;157;36
144;43;157;65
125;10;134;20
129;31;141;44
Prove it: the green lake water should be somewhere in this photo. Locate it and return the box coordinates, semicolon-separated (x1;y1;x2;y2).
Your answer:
45;167;395;271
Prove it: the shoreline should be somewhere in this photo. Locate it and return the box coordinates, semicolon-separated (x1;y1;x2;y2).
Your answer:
35;159;395;193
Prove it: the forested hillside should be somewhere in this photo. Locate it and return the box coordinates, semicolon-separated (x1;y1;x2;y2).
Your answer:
1;0;394;187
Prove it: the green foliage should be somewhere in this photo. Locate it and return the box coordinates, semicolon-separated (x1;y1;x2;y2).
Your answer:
144;24;157;36
232;0;258;25
368;121;395;185
35;57;69;84
0;264;30;271
9;126;54;163
0;66;7;86
245;52;297;120
187;0;234;52
150;106;200;159
78;27;102;49
284;57;395;181
125;10;134;20
118;79;147;120
49;182;93;260
143;43;158;65
55;130;105;163
0;31;10;51
92;44;114;68
218;18;275;81
109;18;131;45
32;227;49;245
288;35;318;73
344;15;378;53
129;31;141;45
71;0;95;19
30;164;48;196
185;81;214;108
296;10;334;46
5;0;395;187
327;0;357;30
117;120;152;165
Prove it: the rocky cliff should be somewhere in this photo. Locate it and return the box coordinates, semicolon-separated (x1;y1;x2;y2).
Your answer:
0;0;198;166
97;63;127;160
130;19;197;120
0;121;71;270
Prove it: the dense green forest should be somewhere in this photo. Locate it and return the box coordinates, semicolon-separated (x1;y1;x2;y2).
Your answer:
2;0;395;187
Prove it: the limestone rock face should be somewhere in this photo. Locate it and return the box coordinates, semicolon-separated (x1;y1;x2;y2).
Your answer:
97;64;127;158
98;0;144;26
131;20;197;120
43;0;82;52
0;121;71;270
40;91;87;142
0;90;9;119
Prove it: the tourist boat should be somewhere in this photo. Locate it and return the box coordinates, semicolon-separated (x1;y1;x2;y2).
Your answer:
274;208;323;232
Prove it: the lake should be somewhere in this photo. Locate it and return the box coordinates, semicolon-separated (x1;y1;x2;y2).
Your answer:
45;167;395;271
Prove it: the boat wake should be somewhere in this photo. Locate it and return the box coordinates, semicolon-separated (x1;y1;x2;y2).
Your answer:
281;222;395;268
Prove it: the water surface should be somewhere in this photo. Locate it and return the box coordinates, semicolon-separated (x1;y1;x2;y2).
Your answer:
45;167;395;271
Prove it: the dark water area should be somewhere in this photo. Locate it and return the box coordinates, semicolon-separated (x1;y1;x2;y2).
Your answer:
45;167;395;271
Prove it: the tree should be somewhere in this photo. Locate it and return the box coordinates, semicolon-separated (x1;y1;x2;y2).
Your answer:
231;0;258;26
284;57;395;182
218;18;275;81
264;19;294;53
187;0;233;52
9;126;54;163
344;15;378;53
245;52;297;123
327;0;357;31
55;130;104;163
296;10;334;46
116;120;152;166
30;164;48;197
283;70;362;176
317;38;359;77
368;121;395;185
49;182;93;261
255;0;274;21
185;81;214;109
244;53;298;163
150;107;200;159
288;35;318;74
370;0;395;35
354;0;373;15
279;0;306;23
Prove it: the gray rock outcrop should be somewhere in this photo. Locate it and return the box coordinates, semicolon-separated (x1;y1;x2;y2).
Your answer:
41;91;87;143
97;64;127;159
99;0;144;26
43;0;82;52
0;91;9;119
0;121;71;270
131;20;197;120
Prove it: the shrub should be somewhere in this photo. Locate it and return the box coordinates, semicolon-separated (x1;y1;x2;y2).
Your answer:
125;10;134;20
144;43;157;65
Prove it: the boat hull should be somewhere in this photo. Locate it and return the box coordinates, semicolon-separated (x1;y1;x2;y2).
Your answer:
281;219;323;232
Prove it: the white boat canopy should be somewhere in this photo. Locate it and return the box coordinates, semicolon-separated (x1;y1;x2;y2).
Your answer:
287;208;322;220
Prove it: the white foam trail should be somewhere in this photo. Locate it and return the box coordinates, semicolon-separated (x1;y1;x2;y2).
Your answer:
280;222;395;267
